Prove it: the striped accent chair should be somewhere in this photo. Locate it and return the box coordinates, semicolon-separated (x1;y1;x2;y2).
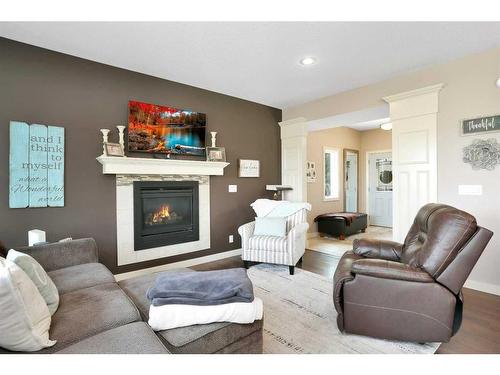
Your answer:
238;209;309;275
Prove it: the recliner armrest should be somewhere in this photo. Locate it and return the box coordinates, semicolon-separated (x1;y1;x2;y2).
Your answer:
353;238;403;261
351;258;433;283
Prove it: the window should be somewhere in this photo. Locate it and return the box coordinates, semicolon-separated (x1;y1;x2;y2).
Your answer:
323;147;340;200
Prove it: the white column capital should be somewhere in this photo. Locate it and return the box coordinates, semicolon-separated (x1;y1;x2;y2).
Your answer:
278;117;308;139
382;83;445;103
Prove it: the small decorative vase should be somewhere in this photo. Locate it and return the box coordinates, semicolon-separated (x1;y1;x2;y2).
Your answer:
116;125;126;155
100;129;110;155
210;132;217;148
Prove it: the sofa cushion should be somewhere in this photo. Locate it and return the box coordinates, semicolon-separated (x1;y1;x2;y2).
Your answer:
0;258;56;352
7;249;60;315
249;235;287;252
48;263;115;295
43;282;141;353
56;322;169;354
119;270;263;354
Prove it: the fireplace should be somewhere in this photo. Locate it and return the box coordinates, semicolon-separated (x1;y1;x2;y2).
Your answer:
133;181;199;250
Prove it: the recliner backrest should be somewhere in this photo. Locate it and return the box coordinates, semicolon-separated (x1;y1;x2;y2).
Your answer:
401;203;477;278
436;226;493;294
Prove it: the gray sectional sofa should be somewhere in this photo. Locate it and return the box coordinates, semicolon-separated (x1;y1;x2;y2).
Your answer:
0;238;263;354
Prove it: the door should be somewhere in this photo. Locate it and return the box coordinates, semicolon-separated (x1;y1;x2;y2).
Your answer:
279;119;308;202
384;84;441;241
344;150;358;212
369;152;393;227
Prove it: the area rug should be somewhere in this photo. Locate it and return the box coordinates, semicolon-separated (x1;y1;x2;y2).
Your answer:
247;263;440;354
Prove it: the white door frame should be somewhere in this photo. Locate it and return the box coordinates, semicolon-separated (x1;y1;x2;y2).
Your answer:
365;149;392;226
278;117;308;202
383;83;443;241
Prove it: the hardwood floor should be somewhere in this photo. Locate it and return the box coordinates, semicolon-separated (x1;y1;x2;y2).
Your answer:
192;249;500;354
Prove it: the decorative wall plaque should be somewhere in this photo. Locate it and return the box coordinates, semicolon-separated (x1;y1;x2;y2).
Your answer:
461;114;500;136
462;138;500;170
238;159;260;178
9;121;65;208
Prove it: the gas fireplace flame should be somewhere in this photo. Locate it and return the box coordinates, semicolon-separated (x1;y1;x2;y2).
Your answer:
151;204;170;223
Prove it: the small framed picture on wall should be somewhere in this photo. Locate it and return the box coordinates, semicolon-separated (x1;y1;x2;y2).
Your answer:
238;159;260;178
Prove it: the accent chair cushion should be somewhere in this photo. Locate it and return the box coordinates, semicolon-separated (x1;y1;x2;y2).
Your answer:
7;249;59;315
248;235;287;252
254;217;287;237
0;258;56;352
48;263;115;295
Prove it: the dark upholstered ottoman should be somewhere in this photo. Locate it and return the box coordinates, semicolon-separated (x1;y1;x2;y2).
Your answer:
118;269;263;354
314;212;367;240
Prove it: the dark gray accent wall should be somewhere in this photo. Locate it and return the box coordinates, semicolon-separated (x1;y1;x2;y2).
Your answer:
0;37;281;274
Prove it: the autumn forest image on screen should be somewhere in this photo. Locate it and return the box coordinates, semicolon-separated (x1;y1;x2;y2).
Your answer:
128;100;206;156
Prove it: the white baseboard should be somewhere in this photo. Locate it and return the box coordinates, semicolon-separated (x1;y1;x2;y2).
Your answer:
307;232;319;239
464;279;500;296
114;248;242;282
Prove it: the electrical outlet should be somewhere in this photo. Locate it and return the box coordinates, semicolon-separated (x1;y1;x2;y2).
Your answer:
228;185;237;193
458;185;482;195
229;235;234;243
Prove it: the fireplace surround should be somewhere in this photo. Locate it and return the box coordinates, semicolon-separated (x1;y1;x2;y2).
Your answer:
133;181;199;250
97;155;229;266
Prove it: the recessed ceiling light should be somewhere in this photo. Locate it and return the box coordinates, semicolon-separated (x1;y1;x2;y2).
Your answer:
299;57;316;66
380;123;392;131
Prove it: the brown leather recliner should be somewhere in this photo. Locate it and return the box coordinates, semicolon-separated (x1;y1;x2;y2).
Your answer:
333;203;493;343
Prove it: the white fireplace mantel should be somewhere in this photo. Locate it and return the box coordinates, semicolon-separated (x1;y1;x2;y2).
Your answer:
96;155;230;176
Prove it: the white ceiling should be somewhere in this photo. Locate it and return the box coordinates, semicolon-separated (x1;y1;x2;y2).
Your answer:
1;22;500;109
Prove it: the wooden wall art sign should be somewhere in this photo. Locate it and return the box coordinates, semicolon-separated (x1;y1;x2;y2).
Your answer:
9;121;65;208
461;114;500;136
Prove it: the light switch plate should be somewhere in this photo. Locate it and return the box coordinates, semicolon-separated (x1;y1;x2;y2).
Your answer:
228;185;237;193
229;235;234;243
458;185;483;196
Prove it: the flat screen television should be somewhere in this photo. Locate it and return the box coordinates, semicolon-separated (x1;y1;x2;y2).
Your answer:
128;100;206;156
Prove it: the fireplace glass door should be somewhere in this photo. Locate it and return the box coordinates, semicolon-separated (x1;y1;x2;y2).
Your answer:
133;181;199;250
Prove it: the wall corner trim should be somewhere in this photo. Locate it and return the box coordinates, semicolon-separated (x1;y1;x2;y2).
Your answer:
382;83;445;103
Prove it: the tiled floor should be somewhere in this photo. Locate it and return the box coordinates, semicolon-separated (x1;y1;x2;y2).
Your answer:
307;225;393;258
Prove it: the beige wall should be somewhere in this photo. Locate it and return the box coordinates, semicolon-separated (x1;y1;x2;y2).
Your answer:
307;127;361;231
289;47;500;293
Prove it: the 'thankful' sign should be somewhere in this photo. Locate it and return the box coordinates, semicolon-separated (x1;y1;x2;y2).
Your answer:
461;115;500;136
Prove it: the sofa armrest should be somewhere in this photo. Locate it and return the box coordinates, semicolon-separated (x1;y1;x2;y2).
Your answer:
353;238;403;261
13;238;99;272
351;258;433;283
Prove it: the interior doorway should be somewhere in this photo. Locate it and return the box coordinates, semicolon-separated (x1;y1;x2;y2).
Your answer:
367;151;393;227
343;149;359;212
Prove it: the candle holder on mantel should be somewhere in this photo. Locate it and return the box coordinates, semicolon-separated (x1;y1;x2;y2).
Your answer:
210;132;217;147
100;129;110;155
116;125;127;157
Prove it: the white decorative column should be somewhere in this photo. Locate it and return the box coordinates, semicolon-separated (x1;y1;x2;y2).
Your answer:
383;83;444;241
278;117;308;202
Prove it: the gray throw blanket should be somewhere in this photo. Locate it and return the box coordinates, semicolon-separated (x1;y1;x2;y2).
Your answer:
146;268;254;306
